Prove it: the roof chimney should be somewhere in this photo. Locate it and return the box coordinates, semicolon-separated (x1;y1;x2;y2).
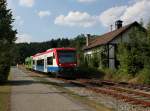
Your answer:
86;34;90;46
115;20;123;29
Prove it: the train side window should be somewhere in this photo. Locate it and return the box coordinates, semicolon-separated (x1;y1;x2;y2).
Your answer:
37;59;44;65
47;57;53;65
37;60;40;65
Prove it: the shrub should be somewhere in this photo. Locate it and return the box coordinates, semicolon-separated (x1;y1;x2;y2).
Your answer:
76;66;105;79
100;68;116;80
0;64;10;82
137;68;150;84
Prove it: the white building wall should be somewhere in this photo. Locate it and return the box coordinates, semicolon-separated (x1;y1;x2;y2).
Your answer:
84;50;93;55
111;27;135;44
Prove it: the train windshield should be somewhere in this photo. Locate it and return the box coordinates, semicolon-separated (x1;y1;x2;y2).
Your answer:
58;50;76;64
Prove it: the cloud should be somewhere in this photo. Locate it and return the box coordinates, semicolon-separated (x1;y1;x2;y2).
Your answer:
121;0;150;25
55;11;97;28
77;0;96;3
19;0;35;7
16;33;32;43
99;0;150;27
38;11;51;18
99;6;127;27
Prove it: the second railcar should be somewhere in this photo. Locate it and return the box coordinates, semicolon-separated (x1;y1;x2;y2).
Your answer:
25;57;33;69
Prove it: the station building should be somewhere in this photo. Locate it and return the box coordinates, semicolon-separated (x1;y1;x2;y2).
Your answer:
83;20;147;69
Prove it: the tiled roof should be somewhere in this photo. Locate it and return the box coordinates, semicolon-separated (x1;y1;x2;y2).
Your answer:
83;21;141;50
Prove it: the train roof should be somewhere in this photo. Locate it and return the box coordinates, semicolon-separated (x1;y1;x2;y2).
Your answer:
32;47;76;58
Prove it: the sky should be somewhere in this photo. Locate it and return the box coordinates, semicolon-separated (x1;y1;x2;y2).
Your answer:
7;0;150;43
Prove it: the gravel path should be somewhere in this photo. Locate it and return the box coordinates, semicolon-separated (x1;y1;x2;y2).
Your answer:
10;67;92;111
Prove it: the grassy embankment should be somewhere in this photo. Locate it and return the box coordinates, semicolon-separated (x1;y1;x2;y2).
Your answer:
0;74;11;111
101;68;150;84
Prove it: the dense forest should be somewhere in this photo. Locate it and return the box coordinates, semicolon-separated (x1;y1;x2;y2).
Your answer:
13;34;87;65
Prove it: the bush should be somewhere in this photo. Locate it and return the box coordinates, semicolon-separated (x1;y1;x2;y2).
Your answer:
116;72;133;82
100;68;116;80
76;66;105;79
0;47;14;82
137;68;150;84
117;27;148;76
0;64;10;82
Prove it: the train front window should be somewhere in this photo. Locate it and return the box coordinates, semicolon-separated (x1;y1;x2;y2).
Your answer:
58;51;76;64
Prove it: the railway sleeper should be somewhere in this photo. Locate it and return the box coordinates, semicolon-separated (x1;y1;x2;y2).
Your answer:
90;87;150;107
110;86;150;99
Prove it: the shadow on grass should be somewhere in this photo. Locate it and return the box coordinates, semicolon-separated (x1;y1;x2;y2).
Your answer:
76;67;105;79
0;80;35;86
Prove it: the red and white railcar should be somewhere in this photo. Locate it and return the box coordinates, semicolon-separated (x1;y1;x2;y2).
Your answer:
32;48;77;77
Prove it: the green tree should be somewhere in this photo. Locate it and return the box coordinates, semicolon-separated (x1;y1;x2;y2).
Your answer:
0;0;17;81
117;26;147;76
90;52;100;68
140;20;150;84
117;43;130;74
147;20;150;41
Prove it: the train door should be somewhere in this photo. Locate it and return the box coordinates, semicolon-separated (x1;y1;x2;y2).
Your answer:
47;52;57;72
52;53;57;67
47;55;53;72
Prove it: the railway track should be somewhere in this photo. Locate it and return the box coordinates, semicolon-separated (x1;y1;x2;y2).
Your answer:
21;67;150;108
101;81;150;92
69;79;150;107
